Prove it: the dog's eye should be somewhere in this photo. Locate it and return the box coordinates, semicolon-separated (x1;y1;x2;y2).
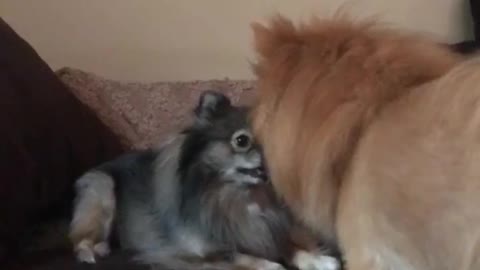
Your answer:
236;135;250;148
231;130;252;151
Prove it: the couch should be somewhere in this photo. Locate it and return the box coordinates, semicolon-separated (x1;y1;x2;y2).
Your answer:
0;17;254;270
1;2;480;268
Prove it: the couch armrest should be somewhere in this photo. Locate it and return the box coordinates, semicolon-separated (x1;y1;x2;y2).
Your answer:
0;17;125;262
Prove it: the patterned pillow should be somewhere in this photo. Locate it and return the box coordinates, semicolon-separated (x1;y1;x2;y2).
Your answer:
56;68;256;150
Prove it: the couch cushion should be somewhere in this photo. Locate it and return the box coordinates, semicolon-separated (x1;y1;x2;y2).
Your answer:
57;68;256;150
4;249;149;270
0;18;125;262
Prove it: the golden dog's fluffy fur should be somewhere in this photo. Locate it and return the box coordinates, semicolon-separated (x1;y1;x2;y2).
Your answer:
250;14;480;270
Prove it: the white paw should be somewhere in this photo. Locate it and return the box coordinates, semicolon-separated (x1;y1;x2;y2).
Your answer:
235;254;286;270
75;239;99;264
93;242;111;257
256;260;286;270
76;248;96;264
293;251;340;270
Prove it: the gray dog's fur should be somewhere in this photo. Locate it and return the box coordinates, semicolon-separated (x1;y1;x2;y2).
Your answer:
69;91;340;270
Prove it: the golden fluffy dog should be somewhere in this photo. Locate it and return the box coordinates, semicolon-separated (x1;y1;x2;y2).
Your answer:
250;14;480;270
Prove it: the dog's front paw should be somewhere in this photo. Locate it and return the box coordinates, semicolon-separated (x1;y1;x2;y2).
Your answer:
76;247;96;264
93;242;111;257
256;260;286;270
293;251;340;270
75;239;99;264
234;254;286;270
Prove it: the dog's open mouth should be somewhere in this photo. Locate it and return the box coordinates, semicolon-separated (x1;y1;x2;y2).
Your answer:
237;167;267;182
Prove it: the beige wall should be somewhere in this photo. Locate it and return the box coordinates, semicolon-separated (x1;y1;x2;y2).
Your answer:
0;0;472;81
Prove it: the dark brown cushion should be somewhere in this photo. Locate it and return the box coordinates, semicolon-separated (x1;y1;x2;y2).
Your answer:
0;17;125;263
4;249;149;270
449;0;480;54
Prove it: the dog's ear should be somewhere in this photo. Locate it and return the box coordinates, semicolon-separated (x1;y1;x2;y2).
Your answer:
194;90;232;124
251;15;298;59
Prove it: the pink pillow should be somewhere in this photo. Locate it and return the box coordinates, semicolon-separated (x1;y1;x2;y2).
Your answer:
57;68;256;150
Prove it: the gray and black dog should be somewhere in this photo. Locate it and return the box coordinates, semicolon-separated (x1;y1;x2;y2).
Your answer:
69;91;340;270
